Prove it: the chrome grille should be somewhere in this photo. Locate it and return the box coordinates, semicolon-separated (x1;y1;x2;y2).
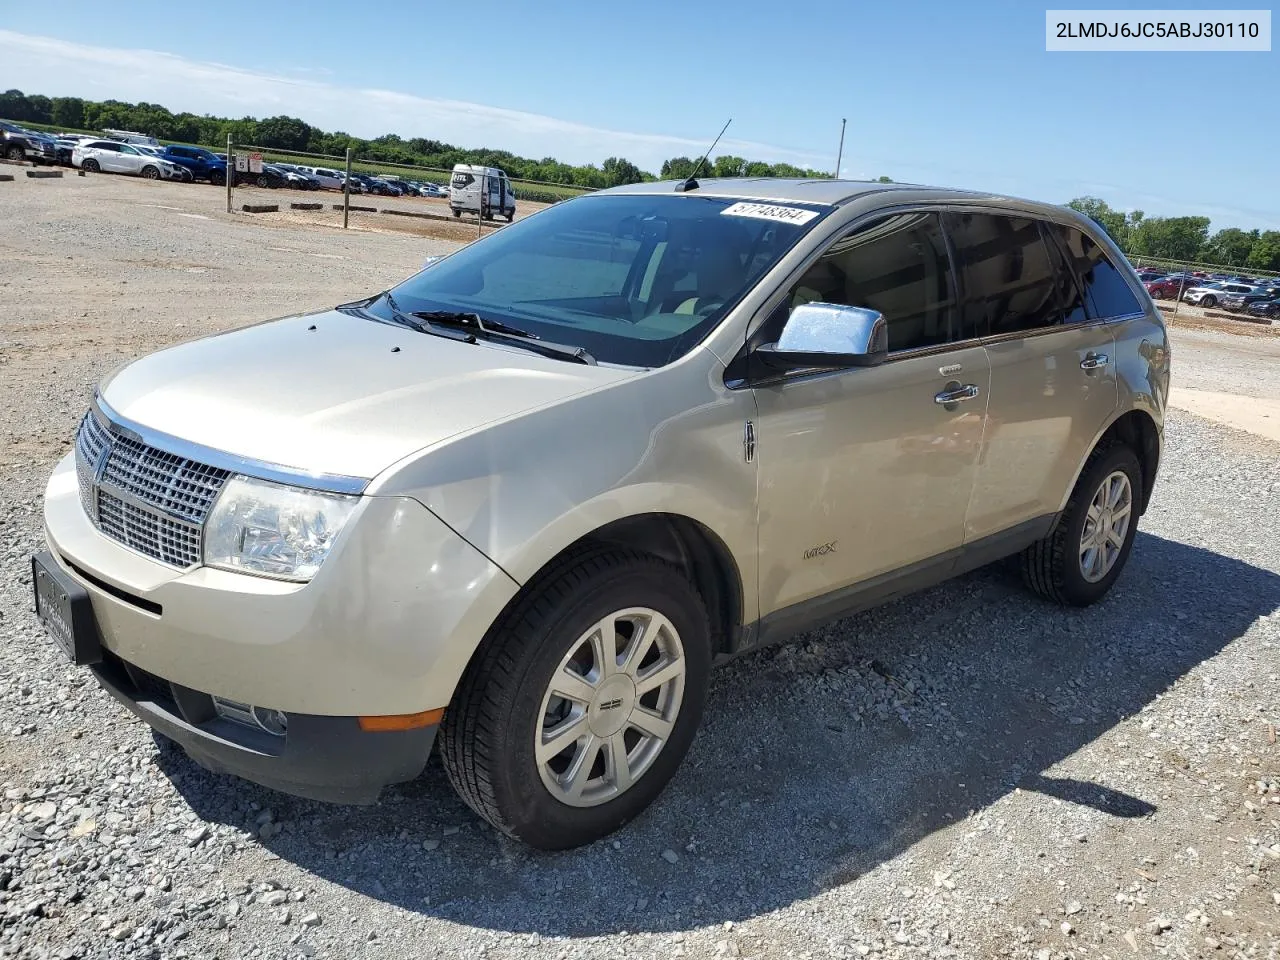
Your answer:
73;406;230;569
101;432;228;523
75;411;111;517
97;491;204;568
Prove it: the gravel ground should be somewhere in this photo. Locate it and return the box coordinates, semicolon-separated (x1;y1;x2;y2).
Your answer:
1;176;1278;960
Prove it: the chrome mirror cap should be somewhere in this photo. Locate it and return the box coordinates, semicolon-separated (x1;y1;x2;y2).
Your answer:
777;303;888;359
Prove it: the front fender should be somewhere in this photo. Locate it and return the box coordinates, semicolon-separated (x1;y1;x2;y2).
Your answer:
371;347;761;626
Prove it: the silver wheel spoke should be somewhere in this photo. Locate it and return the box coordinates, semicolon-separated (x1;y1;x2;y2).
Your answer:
549;667;597;706
590;614;617;679
635;657;683;696
538;713;588;762
605;732;632;793
1107;477;1126;508
629;706;673;742
619;612;671;677
563;734;600;801
1107;527;1126;549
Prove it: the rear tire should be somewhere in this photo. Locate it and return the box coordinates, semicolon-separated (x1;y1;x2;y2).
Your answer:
5;145;24;162
1021;444;1143;607
441;549;711;850
82;158;99;173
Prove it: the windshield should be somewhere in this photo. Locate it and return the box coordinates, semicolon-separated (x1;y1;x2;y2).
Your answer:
379;194;828;366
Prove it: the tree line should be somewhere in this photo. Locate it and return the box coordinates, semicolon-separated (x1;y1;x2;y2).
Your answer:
6;89;1270;265
1068;197;1280;272
0;89;831;189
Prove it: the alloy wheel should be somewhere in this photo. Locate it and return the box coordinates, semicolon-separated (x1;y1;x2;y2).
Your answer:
535;607;686;808
1079;470;1133;583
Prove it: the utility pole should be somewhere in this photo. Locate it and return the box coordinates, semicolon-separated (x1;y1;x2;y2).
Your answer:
835;118;846;179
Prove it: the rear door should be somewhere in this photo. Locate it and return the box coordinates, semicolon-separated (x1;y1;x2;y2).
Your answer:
954;213;1120;541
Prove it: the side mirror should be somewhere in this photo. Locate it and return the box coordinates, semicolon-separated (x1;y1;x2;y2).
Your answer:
755;303;888;373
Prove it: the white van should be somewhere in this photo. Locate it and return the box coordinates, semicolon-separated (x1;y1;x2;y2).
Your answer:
449;163;516;222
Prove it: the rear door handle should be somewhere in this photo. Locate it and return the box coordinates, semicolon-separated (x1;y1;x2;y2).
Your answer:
1080;353;1110;371
934;383;981;405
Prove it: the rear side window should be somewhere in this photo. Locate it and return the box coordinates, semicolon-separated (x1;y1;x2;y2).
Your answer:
1039;223;1090;325
785;212;957;352
944;213;1062;337
1045;224;1143;320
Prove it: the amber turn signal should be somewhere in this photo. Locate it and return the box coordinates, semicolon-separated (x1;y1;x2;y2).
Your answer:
357;708;444;732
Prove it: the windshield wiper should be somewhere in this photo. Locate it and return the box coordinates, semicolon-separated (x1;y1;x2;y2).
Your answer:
374;294;595;364
411;310;536;339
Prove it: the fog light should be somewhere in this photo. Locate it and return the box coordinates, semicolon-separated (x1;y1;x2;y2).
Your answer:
212;696;288;737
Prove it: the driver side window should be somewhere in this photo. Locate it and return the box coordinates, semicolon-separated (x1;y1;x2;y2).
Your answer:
783;212;957;352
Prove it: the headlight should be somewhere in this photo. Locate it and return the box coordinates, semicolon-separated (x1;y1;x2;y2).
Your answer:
203;476;358;581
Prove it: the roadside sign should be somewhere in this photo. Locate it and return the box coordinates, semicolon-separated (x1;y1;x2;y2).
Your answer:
234;155;249;173
249;152;263;174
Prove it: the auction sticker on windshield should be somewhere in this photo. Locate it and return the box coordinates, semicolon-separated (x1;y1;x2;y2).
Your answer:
721;202;820;225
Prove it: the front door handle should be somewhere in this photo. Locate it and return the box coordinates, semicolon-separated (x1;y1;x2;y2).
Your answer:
1080;353;1110;371
934;383;981;405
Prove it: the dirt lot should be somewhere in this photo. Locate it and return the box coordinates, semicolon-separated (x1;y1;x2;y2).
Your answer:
0;174;1277;960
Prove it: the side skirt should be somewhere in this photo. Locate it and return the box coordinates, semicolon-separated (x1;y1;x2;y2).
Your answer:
726;513;1059;658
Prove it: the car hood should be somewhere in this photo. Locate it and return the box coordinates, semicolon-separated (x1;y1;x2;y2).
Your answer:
99;309;638;480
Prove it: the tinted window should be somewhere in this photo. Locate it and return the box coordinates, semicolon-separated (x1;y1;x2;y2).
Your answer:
1046;224;1143;320
945;213;1062;336
1040;222;1089;324
785;212;956;352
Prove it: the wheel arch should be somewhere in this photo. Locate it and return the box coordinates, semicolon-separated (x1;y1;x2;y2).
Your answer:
1067;409;1161;515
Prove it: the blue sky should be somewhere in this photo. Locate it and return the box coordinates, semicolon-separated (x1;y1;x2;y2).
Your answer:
0;1;1276;228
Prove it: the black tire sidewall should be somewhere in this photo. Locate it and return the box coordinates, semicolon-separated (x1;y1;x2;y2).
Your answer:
482;562;710;849
1056;445;1143;605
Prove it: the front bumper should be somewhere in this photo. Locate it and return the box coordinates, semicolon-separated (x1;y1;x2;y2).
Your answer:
92;642;436;804
43;451;520;716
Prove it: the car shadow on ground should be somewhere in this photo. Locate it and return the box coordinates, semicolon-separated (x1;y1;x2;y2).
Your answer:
158;532;1280;936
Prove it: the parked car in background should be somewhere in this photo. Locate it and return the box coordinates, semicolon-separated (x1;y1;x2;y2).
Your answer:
1183;281;1255;308
294;166;344;190
157;145;230;184
1221;286;1280;312
1246;298;1280;320
73;141;188;180
0;121;57;163
420;182;447;198
134;146;194;182
1145;276;1192;299
1135;271;1165;283
367;177;404;196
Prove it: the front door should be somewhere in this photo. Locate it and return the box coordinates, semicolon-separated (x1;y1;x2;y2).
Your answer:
753;211;990;618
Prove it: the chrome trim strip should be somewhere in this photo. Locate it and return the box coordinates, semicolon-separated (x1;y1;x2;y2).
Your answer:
95;396;370;496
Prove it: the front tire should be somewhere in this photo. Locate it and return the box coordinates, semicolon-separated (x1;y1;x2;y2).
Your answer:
141;165;160;180
5;145;24;162
1200;295;1216;308
210;170;226;186
1021;444;1142;607
441;549;711;849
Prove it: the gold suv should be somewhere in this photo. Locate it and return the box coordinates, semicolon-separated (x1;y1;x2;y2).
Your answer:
33;179;1169;849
